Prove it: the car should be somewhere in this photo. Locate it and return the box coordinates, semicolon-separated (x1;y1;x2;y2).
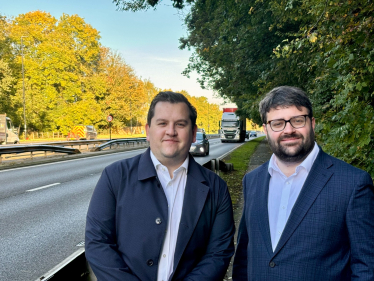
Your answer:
190;132;209;156
245;131;249;139
68;125;97;140
85;125;98;140
249;130;257;137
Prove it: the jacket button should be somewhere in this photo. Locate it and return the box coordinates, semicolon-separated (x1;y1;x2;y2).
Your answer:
269;261;276;268
147;259;154;266
155;218;162;224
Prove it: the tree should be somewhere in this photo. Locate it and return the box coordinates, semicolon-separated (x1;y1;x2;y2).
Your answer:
98;48;151;132
0;14;19;123
275;0;374;176
181;0;374;176
112;0;193;11
112;0;374;177
0;59;15;113
8;11;102;134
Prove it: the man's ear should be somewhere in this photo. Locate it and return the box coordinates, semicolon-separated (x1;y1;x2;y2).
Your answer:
263;124;267;138
192;125;197;143
145;124;150;141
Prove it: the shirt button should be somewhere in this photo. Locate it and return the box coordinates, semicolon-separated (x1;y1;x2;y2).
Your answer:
155;218;162;224
278;231;281;235
163;254;166;258
269;261;276;268
147;259;154;266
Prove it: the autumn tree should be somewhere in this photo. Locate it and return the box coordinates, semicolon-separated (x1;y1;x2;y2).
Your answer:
0;15;18;121
8;11;102;134
2;9;224;139
97;48;152;133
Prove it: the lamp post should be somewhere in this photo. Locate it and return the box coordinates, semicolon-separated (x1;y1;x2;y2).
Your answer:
21;36;27;141
130;98;132;135
208;103;210;134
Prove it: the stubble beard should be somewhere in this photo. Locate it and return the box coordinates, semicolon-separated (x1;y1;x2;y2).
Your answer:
267;130;315;164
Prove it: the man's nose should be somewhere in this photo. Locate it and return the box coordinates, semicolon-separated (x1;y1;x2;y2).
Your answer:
283;121;295;134
166;124;176;135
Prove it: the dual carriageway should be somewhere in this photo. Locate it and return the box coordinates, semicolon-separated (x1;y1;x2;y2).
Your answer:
0;136;259;281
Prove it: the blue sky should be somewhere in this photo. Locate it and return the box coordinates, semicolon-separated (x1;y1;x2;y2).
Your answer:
0;0;235;107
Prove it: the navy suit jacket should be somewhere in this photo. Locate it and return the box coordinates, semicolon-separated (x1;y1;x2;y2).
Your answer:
232;149;374;280
85;148;235;281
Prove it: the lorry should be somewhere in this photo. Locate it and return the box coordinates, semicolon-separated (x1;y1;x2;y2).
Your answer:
0;114;20;145
219;108;246;143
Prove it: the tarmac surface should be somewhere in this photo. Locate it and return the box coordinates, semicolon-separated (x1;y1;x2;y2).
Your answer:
224;138;273;280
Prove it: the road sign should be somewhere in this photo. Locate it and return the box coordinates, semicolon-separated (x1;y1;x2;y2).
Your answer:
106;115;113;122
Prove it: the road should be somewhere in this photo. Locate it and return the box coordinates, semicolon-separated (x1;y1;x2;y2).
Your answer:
0;138;251;281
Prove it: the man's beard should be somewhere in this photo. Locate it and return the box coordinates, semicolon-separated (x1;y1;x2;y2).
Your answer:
267;130;315;164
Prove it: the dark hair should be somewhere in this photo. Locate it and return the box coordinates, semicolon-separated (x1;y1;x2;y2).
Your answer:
259;86;313;123
147;91;197;129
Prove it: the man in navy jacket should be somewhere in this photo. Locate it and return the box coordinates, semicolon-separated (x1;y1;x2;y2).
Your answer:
233;86;374;280
86;91;235;281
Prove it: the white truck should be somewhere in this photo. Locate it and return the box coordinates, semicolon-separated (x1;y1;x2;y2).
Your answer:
0;114;20;144
220;108;246;143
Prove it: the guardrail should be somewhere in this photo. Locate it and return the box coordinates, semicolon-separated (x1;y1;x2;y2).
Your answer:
93;138;147;151
0;145;81;163
0;138;149;164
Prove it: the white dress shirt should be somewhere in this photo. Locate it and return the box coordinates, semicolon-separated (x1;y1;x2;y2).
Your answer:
268;142;319;251
150;151;188;281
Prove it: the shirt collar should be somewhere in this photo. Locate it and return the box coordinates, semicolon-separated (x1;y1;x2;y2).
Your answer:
268;141;319;177
150;150;189;175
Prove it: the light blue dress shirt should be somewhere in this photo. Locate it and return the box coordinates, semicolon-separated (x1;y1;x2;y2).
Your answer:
268;142;319;251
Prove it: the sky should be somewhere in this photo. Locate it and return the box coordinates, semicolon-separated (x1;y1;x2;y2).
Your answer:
0;0;236;108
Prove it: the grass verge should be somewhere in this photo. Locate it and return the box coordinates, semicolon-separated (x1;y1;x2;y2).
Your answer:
220;136;266;207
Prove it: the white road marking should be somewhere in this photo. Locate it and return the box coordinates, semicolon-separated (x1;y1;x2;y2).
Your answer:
26;183;61;192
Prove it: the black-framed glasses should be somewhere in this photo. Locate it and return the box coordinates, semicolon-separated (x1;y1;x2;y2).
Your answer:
266;115;309;132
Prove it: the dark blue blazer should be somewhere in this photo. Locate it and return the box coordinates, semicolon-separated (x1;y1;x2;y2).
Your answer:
232;149;374;280
85;148;235;281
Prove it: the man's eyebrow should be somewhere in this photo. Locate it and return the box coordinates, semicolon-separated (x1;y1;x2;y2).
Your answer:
175;119;189;123
154;118;189;123
155;118;167;122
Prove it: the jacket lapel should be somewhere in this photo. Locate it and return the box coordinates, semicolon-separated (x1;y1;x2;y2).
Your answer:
137;148;158;181
272;150;333;256
255;164;274;256
172;156;209;273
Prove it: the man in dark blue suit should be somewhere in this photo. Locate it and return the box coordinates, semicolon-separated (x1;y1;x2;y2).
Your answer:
86;91;235;281
233;86;374;280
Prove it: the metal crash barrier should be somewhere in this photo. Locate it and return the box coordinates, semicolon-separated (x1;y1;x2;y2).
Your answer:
202;158;234;175
93;138;148;151
0;145;81;163
0;138;148;163
34;248;95;281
